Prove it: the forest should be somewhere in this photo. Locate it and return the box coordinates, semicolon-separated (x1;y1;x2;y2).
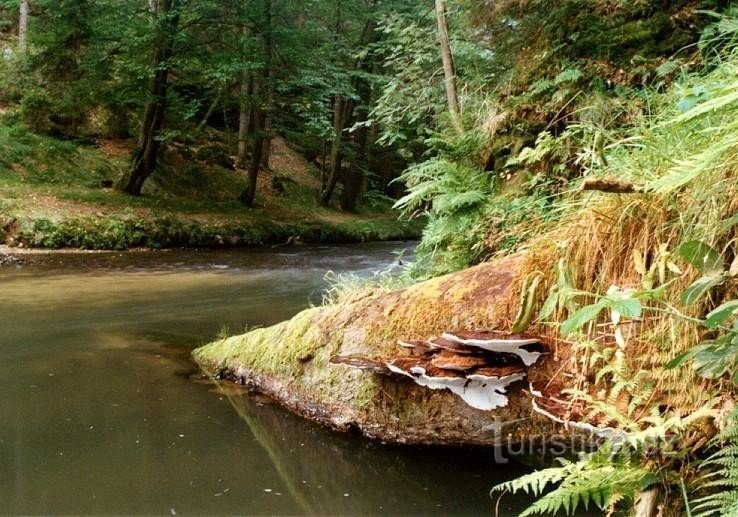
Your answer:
4;0;738;516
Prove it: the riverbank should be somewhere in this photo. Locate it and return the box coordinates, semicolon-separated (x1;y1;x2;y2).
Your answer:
0;212;420;250
0;122;420;250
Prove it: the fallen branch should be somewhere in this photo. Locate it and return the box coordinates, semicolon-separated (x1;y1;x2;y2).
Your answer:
581;178;645;194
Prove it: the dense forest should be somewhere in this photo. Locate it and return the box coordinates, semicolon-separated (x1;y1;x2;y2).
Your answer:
6;0;738;515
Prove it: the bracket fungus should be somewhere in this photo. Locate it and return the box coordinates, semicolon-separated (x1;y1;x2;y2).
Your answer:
387;358;526;410
441;331;542;366
331;328;547;411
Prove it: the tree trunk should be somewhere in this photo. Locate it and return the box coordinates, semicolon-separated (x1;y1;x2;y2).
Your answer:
18;0;29;52
236;20;252;168
238;0;272;206
435;0;463;135
260;2;275;171
117;0;179;196
320;12;376;208
236;74;253;168
340;74;371;213
320;97;351;207
195;88;222;134
239;79;263;206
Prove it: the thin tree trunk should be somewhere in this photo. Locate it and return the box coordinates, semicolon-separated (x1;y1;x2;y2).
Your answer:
236;74;253;168
340;74;371;212
260;3;275;170
239;79;262;206
195;89;222;134
117;0;179;196
238;0;272;206
320;12;376;207
320;97;352;206
435;0;463;135
260;79;274;169
236;19;251;167
320;139;327;186
18;0;29;52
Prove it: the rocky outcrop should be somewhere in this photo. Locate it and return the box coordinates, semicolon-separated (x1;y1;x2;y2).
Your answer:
193;253;562;446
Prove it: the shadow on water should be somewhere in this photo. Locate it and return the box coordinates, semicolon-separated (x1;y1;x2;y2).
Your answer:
0;242;543;515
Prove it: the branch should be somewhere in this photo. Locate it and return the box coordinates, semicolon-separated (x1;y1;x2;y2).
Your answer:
581;178;645;194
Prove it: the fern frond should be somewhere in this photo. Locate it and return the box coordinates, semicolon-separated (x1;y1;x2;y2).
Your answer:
493;446;656;516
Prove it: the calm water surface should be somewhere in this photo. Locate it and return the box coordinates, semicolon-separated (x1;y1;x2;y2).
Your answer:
0;243;533;515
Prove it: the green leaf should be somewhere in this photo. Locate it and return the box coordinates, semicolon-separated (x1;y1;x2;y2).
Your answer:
678;240;724;274
705;300;738;328
561;303;604;336
608;298;642;319
666;350;696;369
681;274;726;305
512;274;542;333
592;489;605;509
538;289;559;322
693;338;738;379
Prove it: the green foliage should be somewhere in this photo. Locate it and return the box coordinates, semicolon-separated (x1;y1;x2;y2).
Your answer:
666;238;738;380
691;412;738;517
558;287;645;336
393;132;493;276
511;273;543;333
492;444;657;516
678;240;725;275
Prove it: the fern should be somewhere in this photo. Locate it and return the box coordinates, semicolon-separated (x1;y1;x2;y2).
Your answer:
393;158;492;216
394;146;494;276
692;412;738;517
492;445;657;516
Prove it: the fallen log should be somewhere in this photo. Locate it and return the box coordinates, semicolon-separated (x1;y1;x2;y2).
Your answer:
194;253;562;446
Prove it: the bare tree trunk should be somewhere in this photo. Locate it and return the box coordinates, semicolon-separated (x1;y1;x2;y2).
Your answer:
340;73;371;213
238;0;272;206
320;97;352;207
260;7;275;171
435;0;463;135
195;88;222;134
117;0;179;196
236;20;251;168
320;11;376;208
18;0;29;52
239;79;263;206
260;80;274;169
236;74;252;168
320;139;327;186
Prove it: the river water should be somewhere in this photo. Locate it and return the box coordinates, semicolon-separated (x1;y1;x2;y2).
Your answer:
0;243;533;515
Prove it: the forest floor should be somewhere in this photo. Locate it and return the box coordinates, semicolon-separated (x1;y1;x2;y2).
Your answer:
0;122;420;249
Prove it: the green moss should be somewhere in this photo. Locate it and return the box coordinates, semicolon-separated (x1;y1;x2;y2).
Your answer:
3;213;420;250
194;307;327;377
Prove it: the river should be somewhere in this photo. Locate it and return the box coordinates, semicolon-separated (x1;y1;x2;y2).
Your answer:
0;243;533;515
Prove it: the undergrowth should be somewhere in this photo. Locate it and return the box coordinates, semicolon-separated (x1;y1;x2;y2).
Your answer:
484;12;738;517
